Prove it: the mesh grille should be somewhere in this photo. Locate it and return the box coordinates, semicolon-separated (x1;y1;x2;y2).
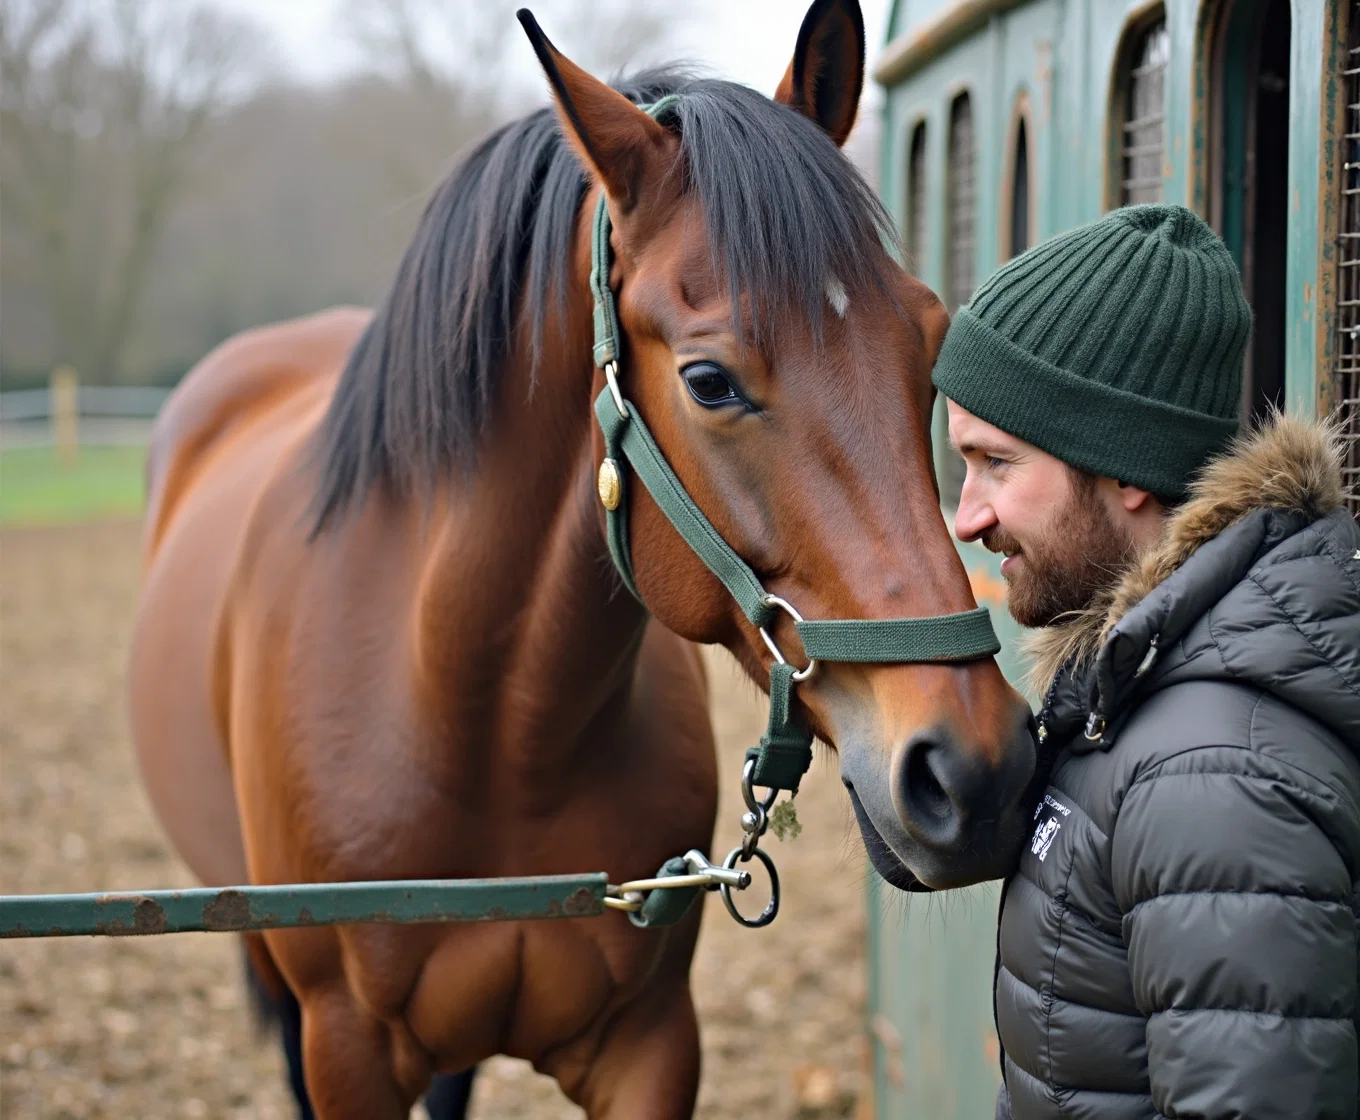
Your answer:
1338;1;1360;520
939;95;976;506
907;124;928;279
1122;20;1168;205
947;95;976;312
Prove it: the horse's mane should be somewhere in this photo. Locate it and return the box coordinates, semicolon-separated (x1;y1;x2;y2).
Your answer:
312;67;898;528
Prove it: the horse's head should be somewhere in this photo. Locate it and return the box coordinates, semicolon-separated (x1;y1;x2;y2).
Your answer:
520;0;1037;891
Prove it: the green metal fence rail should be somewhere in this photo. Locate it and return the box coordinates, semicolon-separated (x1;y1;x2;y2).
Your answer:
0;874;607;938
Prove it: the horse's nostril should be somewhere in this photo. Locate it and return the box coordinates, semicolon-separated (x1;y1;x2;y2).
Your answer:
893;733;973;851
903;738;953;822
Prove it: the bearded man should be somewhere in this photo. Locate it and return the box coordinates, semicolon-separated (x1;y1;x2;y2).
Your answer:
932;203;1360;1119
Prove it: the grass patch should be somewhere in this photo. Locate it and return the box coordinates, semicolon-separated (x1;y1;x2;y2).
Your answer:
0;445;146;525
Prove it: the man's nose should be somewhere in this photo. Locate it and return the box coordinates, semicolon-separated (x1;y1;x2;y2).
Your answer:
952;476;994;542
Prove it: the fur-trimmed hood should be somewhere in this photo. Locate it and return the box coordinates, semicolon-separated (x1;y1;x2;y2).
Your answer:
1027;414;1360;750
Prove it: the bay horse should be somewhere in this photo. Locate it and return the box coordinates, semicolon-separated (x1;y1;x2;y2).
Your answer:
127;1;1036;1116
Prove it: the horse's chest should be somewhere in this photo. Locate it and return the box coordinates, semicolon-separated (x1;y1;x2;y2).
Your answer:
389;908;677;1069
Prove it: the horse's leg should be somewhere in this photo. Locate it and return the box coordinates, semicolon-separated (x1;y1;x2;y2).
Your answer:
567;980;702;1120
278;984;318;1120
422;1069;477;1119
299;986;413;1120
241;940;316;1119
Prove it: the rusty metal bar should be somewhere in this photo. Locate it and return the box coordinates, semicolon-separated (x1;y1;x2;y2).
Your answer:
0;874;607;938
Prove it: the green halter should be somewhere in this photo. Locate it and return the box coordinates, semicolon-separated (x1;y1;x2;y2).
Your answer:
591;97;1000;799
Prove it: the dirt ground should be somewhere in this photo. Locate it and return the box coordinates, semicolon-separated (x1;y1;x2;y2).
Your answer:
0;521;872;1119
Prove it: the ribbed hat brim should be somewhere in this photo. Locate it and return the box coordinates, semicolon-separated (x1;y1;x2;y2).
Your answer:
933;309;1240;497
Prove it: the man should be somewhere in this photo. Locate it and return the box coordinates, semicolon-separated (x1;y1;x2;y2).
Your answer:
931;203;1360;1118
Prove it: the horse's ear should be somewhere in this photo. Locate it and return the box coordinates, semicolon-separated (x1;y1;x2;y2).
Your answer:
517;9;670;212
774;0;866;147
920;294;951;370
918;294;950;427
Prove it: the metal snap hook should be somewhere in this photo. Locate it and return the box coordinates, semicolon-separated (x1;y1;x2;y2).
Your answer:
758;594;817;682
683;849;750;891
741;757;779;817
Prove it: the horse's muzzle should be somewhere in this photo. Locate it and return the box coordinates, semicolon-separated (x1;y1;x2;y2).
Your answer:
840;706;1037;891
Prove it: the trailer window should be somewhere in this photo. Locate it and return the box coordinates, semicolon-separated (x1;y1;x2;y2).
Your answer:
946;94;976;311
939;93;976;506
907;122;928;278
1010;117;1031;258
1120;17;1169;205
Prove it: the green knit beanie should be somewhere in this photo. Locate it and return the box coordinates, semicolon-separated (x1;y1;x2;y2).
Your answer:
931;204;1251;498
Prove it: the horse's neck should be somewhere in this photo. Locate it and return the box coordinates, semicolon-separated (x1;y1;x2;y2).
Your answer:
412;327;648;771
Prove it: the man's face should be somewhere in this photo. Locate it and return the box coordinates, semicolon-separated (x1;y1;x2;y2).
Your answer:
946;401;1136;627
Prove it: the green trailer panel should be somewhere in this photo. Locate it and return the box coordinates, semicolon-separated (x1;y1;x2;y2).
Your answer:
872;0;1345;1113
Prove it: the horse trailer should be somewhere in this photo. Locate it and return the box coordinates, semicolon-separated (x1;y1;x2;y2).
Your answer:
868;0;1358;1114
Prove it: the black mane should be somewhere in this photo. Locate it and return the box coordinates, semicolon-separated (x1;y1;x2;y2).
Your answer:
312;67;898;528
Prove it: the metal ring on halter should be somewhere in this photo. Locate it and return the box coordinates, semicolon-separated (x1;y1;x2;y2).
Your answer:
758;594;816;682
603;360;628;418
720;845;780;928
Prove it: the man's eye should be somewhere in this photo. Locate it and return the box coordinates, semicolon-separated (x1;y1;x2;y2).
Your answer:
682;362;741;407
985;456;1007;471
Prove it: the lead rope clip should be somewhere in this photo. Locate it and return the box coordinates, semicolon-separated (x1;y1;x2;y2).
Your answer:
717;757;782;928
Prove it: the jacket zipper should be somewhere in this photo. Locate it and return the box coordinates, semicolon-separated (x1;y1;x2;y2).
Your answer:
1035;665;1066;747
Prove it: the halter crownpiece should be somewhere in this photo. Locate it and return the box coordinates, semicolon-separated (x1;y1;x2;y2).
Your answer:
590;97;1000;926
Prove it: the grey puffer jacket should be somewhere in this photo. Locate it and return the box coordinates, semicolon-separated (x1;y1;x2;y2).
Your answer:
995;416;1360;1120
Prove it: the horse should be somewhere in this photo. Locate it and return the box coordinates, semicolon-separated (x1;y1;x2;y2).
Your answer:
127;2;1037;1116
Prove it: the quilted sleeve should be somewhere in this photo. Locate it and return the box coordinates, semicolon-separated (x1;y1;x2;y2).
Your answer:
1112;746;1359;1119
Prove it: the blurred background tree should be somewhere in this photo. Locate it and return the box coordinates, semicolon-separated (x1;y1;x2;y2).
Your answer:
0;0;264;386
7;0;903;391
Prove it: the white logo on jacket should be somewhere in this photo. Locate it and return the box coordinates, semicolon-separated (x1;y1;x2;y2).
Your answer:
1031;817;1062;860
1029;792;1070;861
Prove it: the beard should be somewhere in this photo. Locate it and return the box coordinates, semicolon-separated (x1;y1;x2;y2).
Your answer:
983;473;1137;628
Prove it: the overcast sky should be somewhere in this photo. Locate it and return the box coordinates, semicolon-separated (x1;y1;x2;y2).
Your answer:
210;0;895;107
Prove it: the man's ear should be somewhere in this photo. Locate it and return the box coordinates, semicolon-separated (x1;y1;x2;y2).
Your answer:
773;0;866;147
517;9;672;211
1116;481;1157;513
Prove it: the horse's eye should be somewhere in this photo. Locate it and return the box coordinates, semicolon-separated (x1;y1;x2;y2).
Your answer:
682;362;741;407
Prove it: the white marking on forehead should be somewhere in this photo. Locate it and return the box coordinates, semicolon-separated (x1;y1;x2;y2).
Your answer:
825;276;849;318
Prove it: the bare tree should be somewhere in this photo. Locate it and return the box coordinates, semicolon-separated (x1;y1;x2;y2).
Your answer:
347;0;683;96
339;0;695;197
0;0;266;383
